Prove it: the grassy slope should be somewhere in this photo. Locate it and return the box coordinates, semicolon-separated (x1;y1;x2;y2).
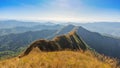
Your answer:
0;48;118;68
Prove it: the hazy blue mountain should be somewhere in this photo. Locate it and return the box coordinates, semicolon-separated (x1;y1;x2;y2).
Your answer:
0;20;59;29
0;24;62;36
76;22;120;38
46;24;75;39
0;20;40;29
76;26;120;58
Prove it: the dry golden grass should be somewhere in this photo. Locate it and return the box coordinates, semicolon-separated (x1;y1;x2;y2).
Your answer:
0;49;119;68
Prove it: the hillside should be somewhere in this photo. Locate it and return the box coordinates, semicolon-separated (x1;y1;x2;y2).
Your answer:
51;25;120;59
1;24;120;60
0;31;118;68
19;31;88;57
76;26;120;58
0;51;117;68
0;30;57;59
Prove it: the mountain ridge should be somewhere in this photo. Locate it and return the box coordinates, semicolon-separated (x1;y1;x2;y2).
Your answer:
1;24;120;60
19;31;88;58
52;25;120;59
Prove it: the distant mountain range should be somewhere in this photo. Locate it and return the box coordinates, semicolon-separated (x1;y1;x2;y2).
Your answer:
1;20;120;37
77;22;120;38
0;20;38;29
0;20;120;59
0;20;58;29
0;27;118;68
0;24;62;36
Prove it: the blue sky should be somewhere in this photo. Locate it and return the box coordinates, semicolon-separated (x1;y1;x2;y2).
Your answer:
0;0;120;22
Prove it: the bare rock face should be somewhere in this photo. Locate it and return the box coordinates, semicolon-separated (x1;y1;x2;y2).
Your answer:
19;31;88;58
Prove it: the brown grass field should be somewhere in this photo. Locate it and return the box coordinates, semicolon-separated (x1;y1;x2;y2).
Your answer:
0;48;119;68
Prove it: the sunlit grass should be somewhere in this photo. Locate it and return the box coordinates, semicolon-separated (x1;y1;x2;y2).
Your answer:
0;49;118;68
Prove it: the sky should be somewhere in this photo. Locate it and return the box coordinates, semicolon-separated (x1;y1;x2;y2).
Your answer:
0;0;120;22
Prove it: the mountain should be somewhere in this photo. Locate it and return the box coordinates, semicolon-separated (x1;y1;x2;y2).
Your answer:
19;31;88;57
0;31;118;68
47;24;75;39
0;20;39;29
53;25;120;59
77;22;120;37
1;20;120;37
76;26;120;58
0;24;62;36
1;24;120;59
0;30;57;59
